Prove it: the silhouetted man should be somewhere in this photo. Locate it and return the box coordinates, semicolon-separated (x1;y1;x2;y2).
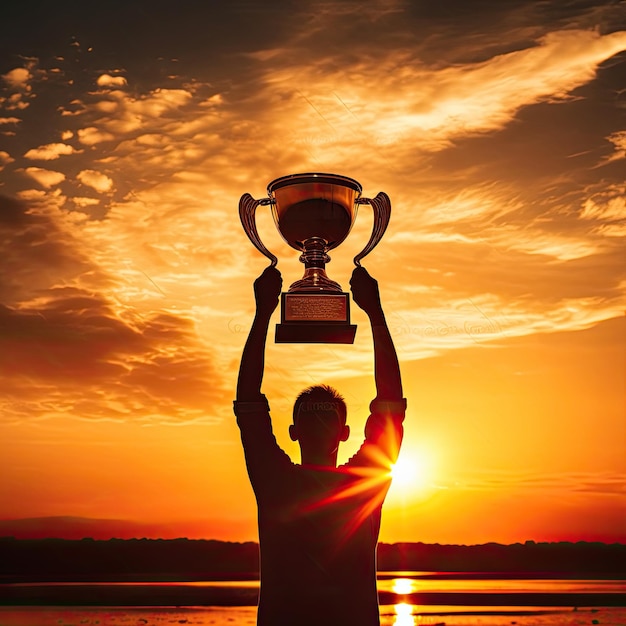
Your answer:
234;265;406;626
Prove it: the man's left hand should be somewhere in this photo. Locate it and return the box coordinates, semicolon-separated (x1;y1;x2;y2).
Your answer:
254;265;282;315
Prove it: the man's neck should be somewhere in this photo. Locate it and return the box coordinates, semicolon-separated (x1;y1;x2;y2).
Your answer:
300;450;338;467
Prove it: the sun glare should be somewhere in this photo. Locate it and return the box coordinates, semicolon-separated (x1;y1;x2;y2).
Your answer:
390;450;433;495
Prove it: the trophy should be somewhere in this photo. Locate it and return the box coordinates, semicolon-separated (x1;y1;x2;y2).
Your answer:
240;173;390;343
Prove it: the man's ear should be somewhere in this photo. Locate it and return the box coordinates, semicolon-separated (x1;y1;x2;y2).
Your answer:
289;424;299;441
340;424;350;442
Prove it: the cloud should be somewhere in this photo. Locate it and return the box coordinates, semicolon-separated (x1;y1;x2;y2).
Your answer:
77;126;115;145
0;117;21;125
76;169;114;192
598;131;626;166
248;29;626;163
97;87;195;135
3;95;29;111
579;184;626;239
0;20;623;404
72;196;100;208
59;101;86;116
0;299;225;423
0;151;14;170
0;194;93;302
23;167;66;188
24;143;78;160
0;195;226;423
0;295;141;378
96;73;128;88
1;67;34;111
2;67;32;89
581;195;625;221
453;470;626;497
38;26;619;382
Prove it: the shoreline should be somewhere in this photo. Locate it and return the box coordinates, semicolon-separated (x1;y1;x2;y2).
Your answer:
3;570;625;584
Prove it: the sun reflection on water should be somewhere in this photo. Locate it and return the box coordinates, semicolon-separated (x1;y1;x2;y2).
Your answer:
391;578;417;625
392;578;415;595
393;602;415;625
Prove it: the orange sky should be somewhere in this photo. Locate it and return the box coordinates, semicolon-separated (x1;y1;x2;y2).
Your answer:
0;1;624;544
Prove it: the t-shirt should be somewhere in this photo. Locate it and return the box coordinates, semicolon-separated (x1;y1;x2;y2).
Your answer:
235;401;404;626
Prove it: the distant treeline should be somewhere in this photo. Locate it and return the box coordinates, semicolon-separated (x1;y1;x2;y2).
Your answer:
377;541;626;576
1;537;624;582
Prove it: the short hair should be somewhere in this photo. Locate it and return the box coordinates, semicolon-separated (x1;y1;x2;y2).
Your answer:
293;384;347;425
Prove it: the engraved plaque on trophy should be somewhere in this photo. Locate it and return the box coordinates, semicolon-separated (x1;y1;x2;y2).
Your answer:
239;173;391;343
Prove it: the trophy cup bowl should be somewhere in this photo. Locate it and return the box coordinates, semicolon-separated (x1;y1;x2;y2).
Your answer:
269;173;361;253
269;173;361;294
239;173;391;343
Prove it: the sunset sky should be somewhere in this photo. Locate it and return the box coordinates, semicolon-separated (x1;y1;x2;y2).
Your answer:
0;0;624;545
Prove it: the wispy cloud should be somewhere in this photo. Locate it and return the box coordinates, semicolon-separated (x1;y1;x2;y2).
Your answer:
0;196;226;424
1;11;624;422
447;469;626;497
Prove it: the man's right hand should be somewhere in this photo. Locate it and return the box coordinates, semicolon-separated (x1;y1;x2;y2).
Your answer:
254;265;282;315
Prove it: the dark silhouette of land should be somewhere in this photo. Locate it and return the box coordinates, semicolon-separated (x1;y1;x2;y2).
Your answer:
1;537;624;583
2;538;625;608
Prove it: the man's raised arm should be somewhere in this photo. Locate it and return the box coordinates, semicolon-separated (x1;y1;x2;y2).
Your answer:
350;267;405;466
236;266;282;402
350;266;403;403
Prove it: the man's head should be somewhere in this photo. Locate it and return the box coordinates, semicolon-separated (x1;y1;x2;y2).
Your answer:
289;384;349;465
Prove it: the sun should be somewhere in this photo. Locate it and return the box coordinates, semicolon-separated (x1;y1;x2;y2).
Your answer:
390;450;433;495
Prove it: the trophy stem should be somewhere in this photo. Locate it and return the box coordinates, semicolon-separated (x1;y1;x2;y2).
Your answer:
288;237;343;293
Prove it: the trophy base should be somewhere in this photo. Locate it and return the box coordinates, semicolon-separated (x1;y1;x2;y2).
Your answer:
276;322;357;344
275;292;356;344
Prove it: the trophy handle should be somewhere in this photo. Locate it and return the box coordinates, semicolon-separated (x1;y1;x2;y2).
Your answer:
239;193;278;267
353;192;391;266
